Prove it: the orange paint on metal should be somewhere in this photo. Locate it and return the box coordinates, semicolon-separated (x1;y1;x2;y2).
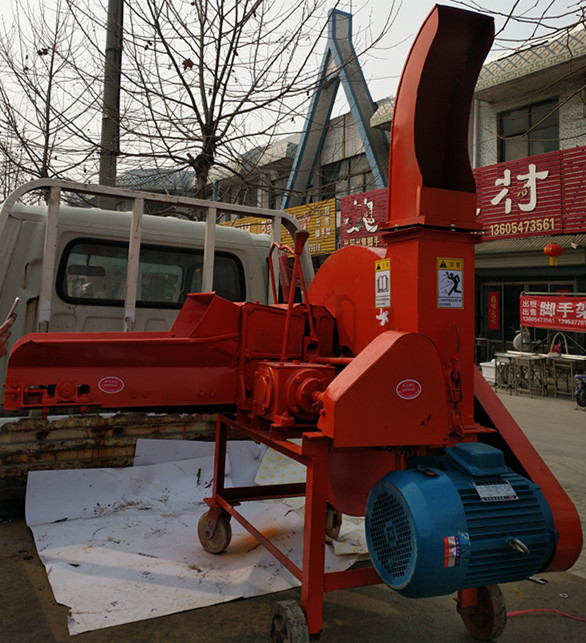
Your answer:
3;6;582;638
319;331;449;448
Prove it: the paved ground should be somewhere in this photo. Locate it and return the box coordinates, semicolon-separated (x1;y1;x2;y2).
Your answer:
495;391;586;580
0;391;584;642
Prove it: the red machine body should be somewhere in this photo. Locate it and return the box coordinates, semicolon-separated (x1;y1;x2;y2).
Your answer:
5;5;582;640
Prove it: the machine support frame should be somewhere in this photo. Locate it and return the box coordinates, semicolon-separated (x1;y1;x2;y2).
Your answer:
205;414;380;637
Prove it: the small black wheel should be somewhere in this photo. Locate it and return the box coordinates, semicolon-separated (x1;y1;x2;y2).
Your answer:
458;585;506;641
576;387;586;407
268;599;309;643
197;511;232;554
326;503;342;540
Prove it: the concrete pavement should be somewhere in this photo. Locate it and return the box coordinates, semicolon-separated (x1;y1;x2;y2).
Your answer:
0;391;584;642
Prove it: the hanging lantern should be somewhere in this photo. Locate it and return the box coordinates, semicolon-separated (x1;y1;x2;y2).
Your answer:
543;243;563;266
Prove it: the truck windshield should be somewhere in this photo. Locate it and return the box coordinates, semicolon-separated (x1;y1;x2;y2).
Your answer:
57;239;245;307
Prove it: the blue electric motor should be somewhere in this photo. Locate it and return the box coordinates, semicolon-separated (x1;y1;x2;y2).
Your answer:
365;442;557;598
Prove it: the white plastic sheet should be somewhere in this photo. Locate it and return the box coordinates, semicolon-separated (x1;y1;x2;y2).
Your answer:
25;441;356;635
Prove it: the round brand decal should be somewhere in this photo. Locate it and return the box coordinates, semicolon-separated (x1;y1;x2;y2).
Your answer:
396;379;422;400
98;376;125;394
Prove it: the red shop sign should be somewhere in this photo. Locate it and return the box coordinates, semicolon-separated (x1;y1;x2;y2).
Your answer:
339;188;387;249
520;295;586;332
475;146;586;241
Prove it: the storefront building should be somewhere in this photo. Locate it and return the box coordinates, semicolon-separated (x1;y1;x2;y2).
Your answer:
470;24;586;354
474;146;586;354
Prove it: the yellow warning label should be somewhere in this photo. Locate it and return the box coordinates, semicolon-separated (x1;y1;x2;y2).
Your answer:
375;259;390;309
437;257;463;309
437;257;463;271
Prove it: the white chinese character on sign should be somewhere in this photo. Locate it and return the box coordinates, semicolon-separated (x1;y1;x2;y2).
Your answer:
489;163;549;214
540;301;556;317
490;169;512;213
516;164;549;212
576;303;586;319
362;198;378;233
557;302;574;318
345;214;360;234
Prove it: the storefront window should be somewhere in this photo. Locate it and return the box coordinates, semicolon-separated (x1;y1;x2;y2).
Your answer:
478;278;579;355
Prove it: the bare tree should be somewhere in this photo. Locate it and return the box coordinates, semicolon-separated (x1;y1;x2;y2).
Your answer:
0;0;102;198
120;0;352;199
0;144;28;201
1;0;582;207
63;0;397;206
454;0;585;51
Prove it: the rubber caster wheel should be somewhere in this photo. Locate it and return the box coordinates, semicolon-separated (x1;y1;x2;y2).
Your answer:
268;599;309;643
457;585;506;641
326;503;342;540
197;510;232;554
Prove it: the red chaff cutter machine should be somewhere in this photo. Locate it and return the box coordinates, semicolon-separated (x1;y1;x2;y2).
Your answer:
5;6;582;641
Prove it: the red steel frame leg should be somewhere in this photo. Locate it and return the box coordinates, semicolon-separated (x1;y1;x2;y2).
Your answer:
300;432;329;637
203;415;381;639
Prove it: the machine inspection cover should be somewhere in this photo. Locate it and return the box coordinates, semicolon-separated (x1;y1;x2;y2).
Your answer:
375;258;390;309
437;258;463;309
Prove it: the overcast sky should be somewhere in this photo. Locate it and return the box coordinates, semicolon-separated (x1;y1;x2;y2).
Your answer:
1;1;580;103
346;0;585;102
2;1;581;79
0;1;581;139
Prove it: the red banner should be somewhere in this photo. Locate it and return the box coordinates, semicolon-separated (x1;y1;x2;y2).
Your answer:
520;294;586;331
474;145;586;241
339;188;387;248
488;291;499;330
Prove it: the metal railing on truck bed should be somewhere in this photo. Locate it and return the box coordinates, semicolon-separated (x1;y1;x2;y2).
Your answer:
0;179;314;332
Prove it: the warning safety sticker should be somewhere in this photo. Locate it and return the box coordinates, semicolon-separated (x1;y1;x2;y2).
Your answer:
437;258;463;309
375;259;390;309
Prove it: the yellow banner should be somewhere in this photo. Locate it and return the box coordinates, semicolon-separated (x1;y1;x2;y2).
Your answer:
284;199;336;255
222;198;336;256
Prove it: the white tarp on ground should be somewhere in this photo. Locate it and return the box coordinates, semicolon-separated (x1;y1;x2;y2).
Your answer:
25;440;361;635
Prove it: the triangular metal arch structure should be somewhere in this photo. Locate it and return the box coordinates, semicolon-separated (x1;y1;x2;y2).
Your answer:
281;9;389;209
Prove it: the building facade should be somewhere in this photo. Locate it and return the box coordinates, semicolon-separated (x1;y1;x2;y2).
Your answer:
471;26;586;354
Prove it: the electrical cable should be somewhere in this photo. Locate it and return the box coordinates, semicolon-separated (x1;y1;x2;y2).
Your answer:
507;609;586;622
